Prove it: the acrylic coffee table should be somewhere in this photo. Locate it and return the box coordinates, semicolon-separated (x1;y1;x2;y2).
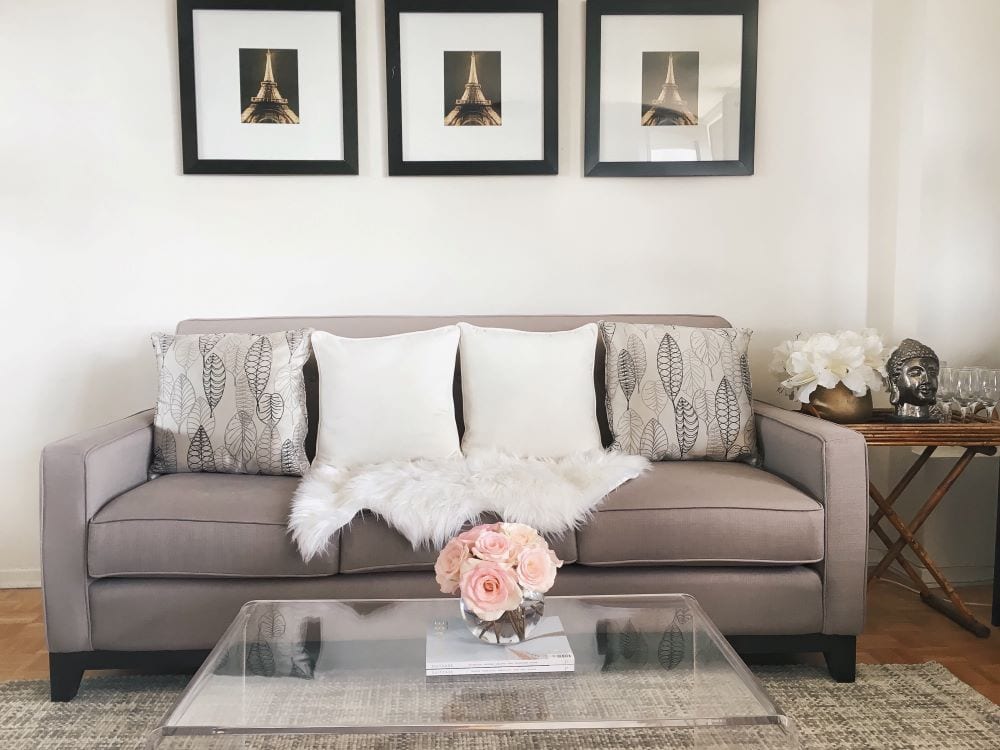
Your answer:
146;595;797;749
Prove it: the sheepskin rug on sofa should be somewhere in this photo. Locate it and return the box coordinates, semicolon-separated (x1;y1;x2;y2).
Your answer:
289;450;649;561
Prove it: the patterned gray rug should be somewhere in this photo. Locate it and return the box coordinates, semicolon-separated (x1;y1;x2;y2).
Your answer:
0;664;997;749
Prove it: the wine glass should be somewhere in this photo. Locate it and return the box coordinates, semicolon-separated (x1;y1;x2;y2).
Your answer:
979;369;1000;422
955;368;978;422
936;366;956;422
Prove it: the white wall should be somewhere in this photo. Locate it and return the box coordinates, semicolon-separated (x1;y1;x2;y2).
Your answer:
1;0;882;585
869;0;1000;584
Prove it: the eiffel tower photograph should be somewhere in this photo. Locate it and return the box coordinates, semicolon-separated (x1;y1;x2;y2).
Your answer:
238;48;300;125
443;51;502;126
640;51;699;127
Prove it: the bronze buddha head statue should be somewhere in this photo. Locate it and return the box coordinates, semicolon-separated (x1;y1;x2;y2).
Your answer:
886;339;939;419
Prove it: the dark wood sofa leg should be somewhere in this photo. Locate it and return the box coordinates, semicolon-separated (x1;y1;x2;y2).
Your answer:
49;653;85;702
823;635;857;683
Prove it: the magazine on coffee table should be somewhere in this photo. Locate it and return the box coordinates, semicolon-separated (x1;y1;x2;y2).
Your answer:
425;615;574;676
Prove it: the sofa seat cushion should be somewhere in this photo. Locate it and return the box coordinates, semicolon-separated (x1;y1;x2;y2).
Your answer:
88;474;339;578
576;462;823;566
340;512;579;574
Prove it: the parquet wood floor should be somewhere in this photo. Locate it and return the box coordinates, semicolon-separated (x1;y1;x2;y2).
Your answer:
0;588;47;683
2;583;998;703
857;581;999;704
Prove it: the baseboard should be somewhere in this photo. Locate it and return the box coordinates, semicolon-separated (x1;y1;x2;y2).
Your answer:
0;568;41;588
876;566;994;590
919;566;994;587
867;548;995;587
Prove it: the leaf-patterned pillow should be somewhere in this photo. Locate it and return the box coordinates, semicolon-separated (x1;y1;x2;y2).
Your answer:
150;330;312;476
599;323;757;463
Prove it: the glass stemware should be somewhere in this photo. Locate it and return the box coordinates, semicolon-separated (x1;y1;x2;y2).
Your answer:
955;368;977;422
936;366;956;422
978;369;1000;422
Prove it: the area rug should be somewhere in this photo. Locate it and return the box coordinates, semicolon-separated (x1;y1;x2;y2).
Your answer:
0;664;997;749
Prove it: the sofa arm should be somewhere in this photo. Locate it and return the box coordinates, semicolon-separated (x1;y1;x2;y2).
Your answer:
40;409;154;653
754;401;869;635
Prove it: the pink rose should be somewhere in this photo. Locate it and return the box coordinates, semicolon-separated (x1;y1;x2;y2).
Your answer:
459;559;522;621
457;523;500;546
434;538;469;594
502;523;543;550
516;546;562;594
474;530;516;564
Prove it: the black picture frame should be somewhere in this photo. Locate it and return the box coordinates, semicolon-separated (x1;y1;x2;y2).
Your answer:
384;0;558;176
177;0;359;175
584;0;757;177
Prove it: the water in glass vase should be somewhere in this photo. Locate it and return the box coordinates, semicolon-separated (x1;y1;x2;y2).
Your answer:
460;590;544;644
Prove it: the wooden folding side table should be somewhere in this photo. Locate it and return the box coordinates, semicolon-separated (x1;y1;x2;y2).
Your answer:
841;411;1000;638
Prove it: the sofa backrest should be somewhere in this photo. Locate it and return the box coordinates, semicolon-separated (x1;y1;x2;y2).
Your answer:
176;315;730;456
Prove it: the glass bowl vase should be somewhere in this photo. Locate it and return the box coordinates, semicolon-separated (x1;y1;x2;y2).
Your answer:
459;590;544;645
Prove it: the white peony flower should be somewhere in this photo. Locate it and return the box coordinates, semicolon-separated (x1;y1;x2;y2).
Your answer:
771;329;889;403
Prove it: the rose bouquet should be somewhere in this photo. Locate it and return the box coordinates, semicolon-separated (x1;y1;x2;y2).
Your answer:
435;522;563;644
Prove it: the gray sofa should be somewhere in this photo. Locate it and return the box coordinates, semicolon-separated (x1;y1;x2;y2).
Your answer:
41;314;869;700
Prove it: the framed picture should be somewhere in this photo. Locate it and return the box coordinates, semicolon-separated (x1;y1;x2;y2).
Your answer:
385;0;558;176
584;0;757;177
177;0;359;174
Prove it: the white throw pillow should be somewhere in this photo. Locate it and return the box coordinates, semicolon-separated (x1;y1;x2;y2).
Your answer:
458;323;602;457
312;327;461;467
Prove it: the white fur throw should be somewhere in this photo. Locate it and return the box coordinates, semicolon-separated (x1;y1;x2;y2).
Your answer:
290;451;649;562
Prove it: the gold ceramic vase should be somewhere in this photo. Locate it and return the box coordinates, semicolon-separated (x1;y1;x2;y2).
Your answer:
805;383;873;424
